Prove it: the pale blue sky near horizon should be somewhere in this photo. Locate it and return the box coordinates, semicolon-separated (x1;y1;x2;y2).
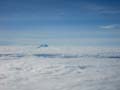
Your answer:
0;0;120;47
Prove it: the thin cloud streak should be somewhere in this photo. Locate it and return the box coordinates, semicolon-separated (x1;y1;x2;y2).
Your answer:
100;24;120;30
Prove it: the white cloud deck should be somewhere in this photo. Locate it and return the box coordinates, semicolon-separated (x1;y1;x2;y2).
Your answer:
0;46;120;90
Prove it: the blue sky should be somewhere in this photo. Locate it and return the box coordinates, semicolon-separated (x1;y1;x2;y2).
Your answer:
0;0;120;46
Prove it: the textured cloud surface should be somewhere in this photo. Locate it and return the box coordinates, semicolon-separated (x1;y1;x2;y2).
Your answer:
0;46;120;90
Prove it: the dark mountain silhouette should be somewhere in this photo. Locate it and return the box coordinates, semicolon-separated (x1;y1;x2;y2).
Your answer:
38;44;48;48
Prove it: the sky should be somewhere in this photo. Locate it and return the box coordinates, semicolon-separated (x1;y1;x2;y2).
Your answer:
0;0;120;47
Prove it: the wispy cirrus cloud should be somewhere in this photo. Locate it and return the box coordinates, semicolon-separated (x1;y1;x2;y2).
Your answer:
100;24;120;30
79;1;120;16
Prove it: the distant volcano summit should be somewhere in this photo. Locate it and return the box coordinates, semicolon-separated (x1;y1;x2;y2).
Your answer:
38;44;48;48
